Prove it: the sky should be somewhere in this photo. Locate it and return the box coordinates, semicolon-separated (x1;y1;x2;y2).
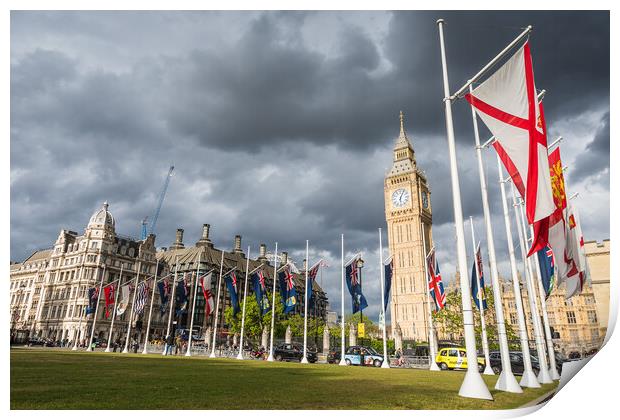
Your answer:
10;11;610;321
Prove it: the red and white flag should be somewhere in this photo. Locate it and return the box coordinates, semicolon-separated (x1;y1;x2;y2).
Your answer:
200;273;215;315
466;41;554;256
565;201;586;298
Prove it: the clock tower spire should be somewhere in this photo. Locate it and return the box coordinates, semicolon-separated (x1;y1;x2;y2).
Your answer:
384;111;433;341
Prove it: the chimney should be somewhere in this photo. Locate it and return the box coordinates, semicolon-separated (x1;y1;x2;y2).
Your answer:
233;235;242;253
258;244;267;262
196;223;213;247
282;251;288;265
170;228;185;250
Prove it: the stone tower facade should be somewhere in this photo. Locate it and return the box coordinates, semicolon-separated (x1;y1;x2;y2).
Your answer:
384;112;433;341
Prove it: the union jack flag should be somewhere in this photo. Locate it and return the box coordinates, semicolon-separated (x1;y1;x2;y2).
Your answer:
426;248;446;311
231;272;238;292
349;258;359;286
258;271;267;289
283;268;294;291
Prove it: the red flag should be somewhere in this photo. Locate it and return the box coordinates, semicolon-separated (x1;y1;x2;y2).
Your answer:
103;283;116;319
466;41;554;256
200;273;214;315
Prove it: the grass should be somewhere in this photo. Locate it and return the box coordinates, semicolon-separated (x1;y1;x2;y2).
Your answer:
10;348;557;410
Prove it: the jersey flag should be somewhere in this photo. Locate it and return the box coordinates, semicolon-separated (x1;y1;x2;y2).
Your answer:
465;41;554;256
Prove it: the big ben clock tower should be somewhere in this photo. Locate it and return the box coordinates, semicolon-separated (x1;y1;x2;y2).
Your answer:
384;111;433;341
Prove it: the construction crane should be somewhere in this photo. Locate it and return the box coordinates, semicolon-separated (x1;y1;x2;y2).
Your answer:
141;165;174;240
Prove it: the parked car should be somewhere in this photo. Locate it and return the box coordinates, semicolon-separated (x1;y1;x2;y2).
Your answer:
343;346;385;367
435;347;485;372
488;351;540;376
27;338;47;347
273;343;318;363
327;349;341;364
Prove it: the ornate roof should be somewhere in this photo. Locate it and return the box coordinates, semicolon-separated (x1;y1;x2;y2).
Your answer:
87;202;115;230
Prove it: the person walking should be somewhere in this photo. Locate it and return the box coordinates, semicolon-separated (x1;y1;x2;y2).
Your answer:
165;334;174;356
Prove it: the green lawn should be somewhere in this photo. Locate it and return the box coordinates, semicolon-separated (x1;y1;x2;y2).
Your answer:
10;348;556;410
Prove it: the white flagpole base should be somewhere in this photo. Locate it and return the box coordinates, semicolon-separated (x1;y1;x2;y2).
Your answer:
550;368;560;381
495;370;523;393
185;351;192;357
141;349;148;355
458;370;493;400
236;353;244;360
338;358;346;366
86;348;93;352
429;362;441;371
520;369;541;388
267;353;274;362
162;350;167;356
301;357;309;364
537;367;553;384
381;360;390;369
71;346;78;351
122;348;129;354
208;352;216;358
104;347;111;353
483;365;495;376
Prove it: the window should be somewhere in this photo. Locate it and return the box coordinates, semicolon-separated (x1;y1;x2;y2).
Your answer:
448;349;459;357
510;313;518;325
567;311;577;324
587;311;598;324
569;329;579;341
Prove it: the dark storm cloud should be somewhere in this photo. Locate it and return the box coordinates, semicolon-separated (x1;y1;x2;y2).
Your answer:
10;11;610;318
570;112;610;182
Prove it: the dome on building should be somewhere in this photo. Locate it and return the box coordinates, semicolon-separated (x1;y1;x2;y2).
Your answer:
87;202;115;229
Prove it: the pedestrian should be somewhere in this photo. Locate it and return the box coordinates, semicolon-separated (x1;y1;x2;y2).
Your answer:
113;340;118;352
132;339;138;353
165;334;174;355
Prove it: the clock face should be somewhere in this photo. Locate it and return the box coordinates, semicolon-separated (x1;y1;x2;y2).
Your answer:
391;188;410;208
422;191;429;209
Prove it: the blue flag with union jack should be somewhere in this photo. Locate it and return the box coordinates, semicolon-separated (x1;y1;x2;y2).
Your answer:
157;277;170;315
470;243;488;310
537;246;555;299
345;256;368;314
384;257;393;312
426;248;446;311
86;287;99;315
278;266;297;314
252;270;271;315
225;271;240;316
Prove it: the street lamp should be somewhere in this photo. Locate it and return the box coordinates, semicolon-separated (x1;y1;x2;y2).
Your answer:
356;258;364;348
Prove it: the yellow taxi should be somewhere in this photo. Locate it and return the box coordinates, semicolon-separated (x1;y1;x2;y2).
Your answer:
435;347;486;372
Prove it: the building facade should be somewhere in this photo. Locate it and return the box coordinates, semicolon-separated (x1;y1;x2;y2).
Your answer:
157;226;329;345
9;202;165;346
500;278;603;358
384;112;434;341
584;239;610;339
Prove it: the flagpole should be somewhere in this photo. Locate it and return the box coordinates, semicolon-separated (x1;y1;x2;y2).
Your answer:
468;218;494;376
163;257;179;356
496;156;540;388
339;234;346;366
186;254;202;357
301;241;310;364
520;199;560;380
511;184;553;384
209;251;225;358
378;228;390;369
469;87;520;391
267;243;278;362
123;256;141;353
421;224;440;371
86;264;106;352
437;18;492;400
237;246;251;360
142;258;160;354
531;237;561;380
105;264;123;352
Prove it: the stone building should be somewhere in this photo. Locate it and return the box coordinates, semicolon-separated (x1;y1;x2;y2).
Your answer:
156;226;329;345
9;202;164;346
500;278;603;358
583;239;610;339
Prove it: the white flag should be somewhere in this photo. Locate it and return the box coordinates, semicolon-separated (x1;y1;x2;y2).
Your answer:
116;285;131;316
565;202;586;298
